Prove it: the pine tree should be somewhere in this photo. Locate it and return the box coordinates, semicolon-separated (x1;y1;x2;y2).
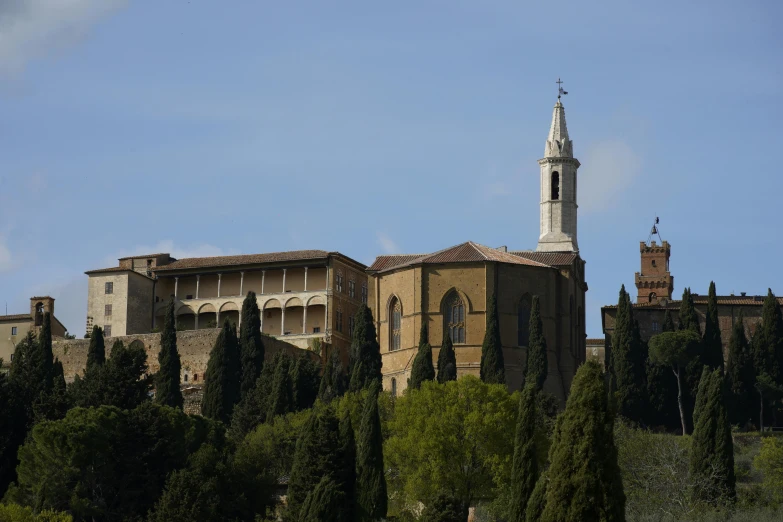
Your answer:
300;475;345;522
156;297;183;409
355;380;388;521
703;282;724;371
266;352;292;422
690;368;736;503
86;325;106;369
726;311;754;426
318;350;346;402
201;319;241;423
349;305;382;391
338;410;357;522
509;384;538;522
239;291;264;399
610;286;647;424
539;360;625;522
525;296;548;391
480;293;505;385
409;322;435;390
436;330;457;384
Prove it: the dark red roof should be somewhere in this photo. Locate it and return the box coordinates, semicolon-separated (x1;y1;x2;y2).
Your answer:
0;314;31;322
85;266;131;275
510;251;579;266
152;250;332;272
367;254;426;272
603;296;783;309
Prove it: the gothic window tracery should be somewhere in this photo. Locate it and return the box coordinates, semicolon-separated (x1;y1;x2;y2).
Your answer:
446;293;466;344
390;297;401;351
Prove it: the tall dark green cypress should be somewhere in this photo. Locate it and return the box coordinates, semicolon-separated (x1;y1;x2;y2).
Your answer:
480;293;505;385
756;289;783;384
86;325;106;369
662;309;675;332
678;288;701;335
690;368;736;503
291;354;320;411
201;319;241;423
156;297;183;409
409;322;435;390
239;291;264;399
349;305;382;391
37;312;54;392
539;360;625;522
318;350;346;402
680;287;704;433
509;384;539;522
726;311;754;426
703;282;724;371
610;286;647;424
355;380;387;521
524;296;548;391
436;330;457;384
300;475;345;522
525;473;548;522
646;309;679;430
266;352;292;422
338;410;357;522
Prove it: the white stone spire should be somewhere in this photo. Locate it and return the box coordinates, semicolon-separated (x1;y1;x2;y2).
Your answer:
536;98;580;252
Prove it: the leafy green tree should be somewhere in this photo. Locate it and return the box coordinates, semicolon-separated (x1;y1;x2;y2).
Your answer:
86;325;106;370
349;305;382;391
726;311;754;426
524;296;547;391
386;377;516;516
754;373;783;432
266;352;292;422
480;293;505;385
409;322;435;390
702;282;724;371
201;319;241;423
101;340;151;409
753;436;783;504
319;350;347;402
437;330;457;384
646;310;679;430
290;354;320;411
239;291;264;399
539;360;625;522
338;410;356;522
355;380;387;521
420;492;468;522
649;330;702;435
156;297;183;409
509;384;538;522
690;368;735;503
610;286;647;424
679;287;704;429
0;503;72;521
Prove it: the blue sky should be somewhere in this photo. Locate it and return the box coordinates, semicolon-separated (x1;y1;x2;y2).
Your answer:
1;0;781;338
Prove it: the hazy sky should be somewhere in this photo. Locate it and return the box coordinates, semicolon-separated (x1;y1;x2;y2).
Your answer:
1;1;781;338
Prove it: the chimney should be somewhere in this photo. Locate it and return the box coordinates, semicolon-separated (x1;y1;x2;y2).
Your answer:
496;246;508;253
741;292;746;297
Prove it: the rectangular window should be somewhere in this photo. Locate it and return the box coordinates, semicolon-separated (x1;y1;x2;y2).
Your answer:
652;321;659;332
185;294;193;300
104;325;112;337
11;327;17;336
348;280;356;298
348;316;355;336
336;311;343;332
361;283;368;305
313;326;321;334
105;282;113;294
105;304;112;316
336;274;343;293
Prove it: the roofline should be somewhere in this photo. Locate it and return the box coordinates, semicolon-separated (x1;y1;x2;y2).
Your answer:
150;251;367;277
369;258;558;277
328;252;368;271
84;268;155;281
117;253;173;261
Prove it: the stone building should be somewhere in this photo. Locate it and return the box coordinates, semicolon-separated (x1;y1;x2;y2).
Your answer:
367;97;587;402
0;297;67;367
85;250;367;355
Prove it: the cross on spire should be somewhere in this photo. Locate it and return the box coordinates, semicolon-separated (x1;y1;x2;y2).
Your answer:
556;78;568;99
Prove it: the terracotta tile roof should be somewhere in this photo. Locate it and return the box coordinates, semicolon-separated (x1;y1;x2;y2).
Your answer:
0;314;31;322
152;249;333;272
510;251;579;266
117;253;171;260
85;266;134;275
368;241;552;273
603;296;783;309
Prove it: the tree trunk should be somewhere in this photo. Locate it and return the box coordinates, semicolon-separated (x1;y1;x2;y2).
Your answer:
674;366;687;436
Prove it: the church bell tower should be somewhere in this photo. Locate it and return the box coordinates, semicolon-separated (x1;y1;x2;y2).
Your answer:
537;86;580;253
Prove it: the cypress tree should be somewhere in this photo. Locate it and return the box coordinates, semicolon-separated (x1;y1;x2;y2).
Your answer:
703;282;724;371
690;368;736;503
291;354;320;411
37;312;54;392
338;409;357;522
33;359;69;423
663;309;675;332
319;350;346;402
239;291;264;399
436;330;457;384
524;296;548;391
678;288;701;334
509;384;539;522
409;322;435;390
680;287;704;432
86;325;106;369
421;493;468;522
480;293;505;385
156;297;183;409
201;319;241;423
355;380;387;521
539;360;625;522
266;352;292;422
692;366;712;428
231;358;276;439
757;289;783;384
525;473;548;522
726;311;754;426
646;309;679;430
349;305;382;391
610;286;647;424
300;475;345;522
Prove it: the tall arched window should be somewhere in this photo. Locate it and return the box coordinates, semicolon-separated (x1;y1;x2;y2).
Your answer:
391;378;397;397
551;172;560;200
649;292;657;303
445;292;466;344
390;297;401;351
517;294;532;346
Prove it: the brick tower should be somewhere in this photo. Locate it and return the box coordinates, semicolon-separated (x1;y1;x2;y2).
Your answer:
634;222;673;304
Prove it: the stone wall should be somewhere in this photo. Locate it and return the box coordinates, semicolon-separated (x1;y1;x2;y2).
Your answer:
53;329;319;383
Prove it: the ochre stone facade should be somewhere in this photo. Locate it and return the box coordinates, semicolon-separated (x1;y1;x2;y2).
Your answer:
0;297;67;367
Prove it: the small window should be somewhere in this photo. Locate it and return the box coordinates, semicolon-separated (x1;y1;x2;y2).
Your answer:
649;292;657;303
185;294;193;300
551;172;560;200
336;274;344;293
10;354;14;362
105;304;112;316
105;282;114;294
11;327;17;336
155;296;160;303
147;259;153;267
651;259;657;268
652;321;659;332
336;311;343;333
104;325;112;337
349;316;355;336
349;280;356;298
362;283;368;305
193;374;198;382
184;374;188;382
391;378;397;397
313;327;321;334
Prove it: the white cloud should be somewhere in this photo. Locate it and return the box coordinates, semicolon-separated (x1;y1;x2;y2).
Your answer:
482;181;511;200
0;0;127;76
376;233;399;254
578;139;641;213
108;240;239;266
0;237;12;272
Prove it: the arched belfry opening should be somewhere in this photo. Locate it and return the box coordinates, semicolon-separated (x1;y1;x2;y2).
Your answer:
551;172;560;200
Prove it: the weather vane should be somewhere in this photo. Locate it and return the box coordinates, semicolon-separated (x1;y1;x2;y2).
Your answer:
647;216;663;245
557;78;568;99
